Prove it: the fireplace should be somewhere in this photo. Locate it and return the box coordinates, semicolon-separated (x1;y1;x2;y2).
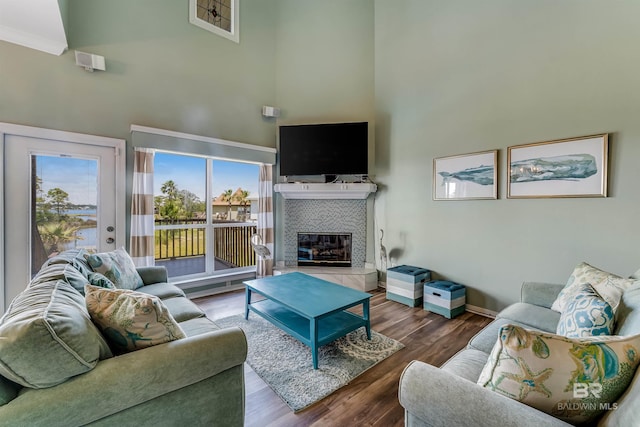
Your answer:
297;233;352;267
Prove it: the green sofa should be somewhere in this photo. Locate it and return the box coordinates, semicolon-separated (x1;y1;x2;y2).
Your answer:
399;277;640;427
0;249;247;426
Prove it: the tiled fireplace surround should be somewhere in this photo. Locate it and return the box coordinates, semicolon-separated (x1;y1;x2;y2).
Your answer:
283;199;367;268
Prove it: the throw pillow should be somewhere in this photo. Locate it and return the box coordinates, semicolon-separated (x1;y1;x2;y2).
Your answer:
614;281;640;336
42;248;94;278
556;283;614;338
0;280;113;389
551;262;637;314
85;284;186;354
84;247;143;290
87;271;115;290
477;324;640;424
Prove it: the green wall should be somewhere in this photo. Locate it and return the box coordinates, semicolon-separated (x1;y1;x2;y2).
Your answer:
1;0;277;146
374;0;640;311
273;0;376;264
0;0;377;272
1;0;279;249
7;1;636;312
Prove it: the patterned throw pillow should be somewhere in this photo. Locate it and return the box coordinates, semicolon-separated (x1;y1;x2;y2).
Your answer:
477;324;640;424
87;272;115;289
84;247;143;290
551;262;637;314
556;283;614;338
85;284;185;354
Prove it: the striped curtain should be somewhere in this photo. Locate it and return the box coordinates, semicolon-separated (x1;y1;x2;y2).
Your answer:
257;164;274;276
130;148;155;267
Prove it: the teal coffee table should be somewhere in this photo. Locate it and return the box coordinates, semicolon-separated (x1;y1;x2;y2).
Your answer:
244;272;371;369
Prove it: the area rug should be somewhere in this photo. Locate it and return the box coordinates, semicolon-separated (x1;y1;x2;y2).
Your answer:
214;314;404;412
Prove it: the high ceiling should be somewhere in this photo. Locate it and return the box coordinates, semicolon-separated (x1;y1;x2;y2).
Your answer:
0;0;67;55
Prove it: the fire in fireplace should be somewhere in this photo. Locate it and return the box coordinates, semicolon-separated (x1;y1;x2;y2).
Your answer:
297;233;352;267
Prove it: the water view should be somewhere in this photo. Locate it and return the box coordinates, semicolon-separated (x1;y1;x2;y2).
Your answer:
60;208;97;252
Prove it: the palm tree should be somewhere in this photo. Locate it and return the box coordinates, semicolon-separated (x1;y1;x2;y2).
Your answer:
159;180;181;221
235;189;250;221
161;180;178;201
222;189;233;220
38;222;83;254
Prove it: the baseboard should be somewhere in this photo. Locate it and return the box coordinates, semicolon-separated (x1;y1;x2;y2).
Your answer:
465;304;497;319
186;283;244;299
380;286;496;318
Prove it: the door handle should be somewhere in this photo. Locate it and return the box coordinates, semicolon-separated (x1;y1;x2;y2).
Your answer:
106;237;115;244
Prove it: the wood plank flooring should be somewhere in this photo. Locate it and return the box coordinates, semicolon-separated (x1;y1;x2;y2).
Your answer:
193;288;492;427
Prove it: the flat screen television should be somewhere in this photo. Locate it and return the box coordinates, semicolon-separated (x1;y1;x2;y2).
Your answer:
279;122;368;177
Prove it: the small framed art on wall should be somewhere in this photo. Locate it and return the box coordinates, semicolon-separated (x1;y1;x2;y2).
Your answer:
433;150;498;200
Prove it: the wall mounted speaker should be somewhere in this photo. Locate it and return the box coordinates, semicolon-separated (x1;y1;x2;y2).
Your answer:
262;105;281;118
75;51;106;72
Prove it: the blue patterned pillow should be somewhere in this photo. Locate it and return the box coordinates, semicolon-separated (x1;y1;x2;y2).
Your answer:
557;283;614;337
87;272;115;290
84;247;143;290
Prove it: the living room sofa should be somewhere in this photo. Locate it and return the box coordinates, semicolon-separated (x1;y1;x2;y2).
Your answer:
399;273;640;426
0;249;248;426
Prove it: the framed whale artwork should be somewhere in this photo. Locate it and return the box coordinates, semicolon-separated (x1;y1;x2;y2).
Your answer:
507;134;608;199
433;150;498;200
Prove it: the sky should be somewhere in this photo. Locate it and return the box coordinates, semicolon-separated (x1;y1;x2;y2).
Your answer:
35;153;259;206
36;156;97;205
153;152;258;199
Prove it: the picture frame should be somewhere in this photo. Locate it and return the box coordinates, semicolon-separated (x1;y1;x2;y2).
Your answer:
507;134;608;199
433;150;498;200
189;0;239;43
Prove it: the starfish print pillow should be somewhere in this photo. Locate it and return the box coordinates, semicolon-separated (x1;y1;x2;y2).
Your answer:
477;324;640;424
84;284;185;354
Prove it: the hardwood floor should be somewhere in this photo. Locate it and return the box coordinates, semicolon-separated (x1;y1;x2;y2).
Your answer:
193;288;492;427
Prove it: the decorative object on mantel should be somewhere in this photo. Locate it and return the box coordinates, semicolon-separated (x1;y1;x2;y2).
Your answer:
214;314;404;412
433;150;498;200
507;133;608;198
274;182;377;199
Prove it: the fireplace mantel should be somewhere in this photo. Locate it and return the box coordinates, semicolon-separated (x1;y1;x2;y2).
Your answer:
274;183;377;200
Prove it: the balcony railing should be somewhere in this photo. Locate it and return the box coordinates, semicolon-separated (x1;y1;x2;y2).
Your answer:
154;219;257;276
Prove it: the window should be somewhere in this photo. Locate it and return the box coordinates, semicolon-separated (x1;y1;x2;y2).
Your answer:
32;155;99;275
153;152;258;279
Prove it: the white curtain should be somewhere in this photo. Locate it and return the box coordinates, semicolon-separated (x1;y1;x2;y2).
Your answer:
257;164;274;276
130;148;155;267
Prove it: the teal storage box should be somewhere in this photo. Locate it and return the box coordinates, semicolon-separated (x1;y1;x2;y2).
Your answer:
423;281;466;319
386;265;432;307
